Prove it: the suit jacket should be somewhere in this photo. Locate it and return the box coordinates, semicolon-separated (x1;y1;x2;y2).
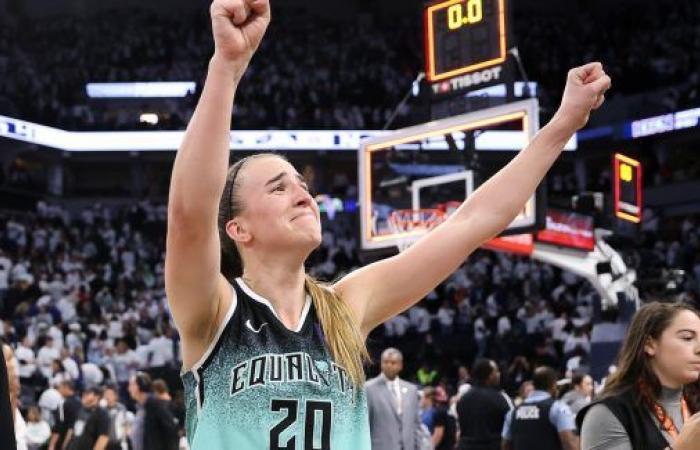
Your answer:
366;375;423;450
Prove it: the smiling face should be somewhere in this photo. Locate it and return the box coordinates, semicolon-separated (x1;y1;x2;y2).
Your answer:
645;309;700;388
226;156;322;256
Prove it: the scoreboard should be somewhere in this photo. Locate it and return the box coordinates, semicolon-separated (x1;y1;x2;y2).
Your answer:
424;0;508;82
613;153;643;223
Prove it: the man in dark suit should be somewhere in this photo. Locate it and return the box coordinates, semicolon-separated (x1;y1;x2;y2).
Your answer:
366;348;426;450
128;372;178;450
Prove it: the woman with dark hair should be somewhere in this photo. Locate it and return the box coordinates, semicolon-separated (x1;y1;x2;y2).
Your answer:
166;0;611;448
578;302;700;450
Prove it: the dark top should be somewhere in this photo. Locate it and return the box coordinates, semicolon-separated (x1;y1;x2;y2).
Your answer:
0;349;16;450
456;385;512;450
577;388;669;450
434;405;456;450
511;398;561;450
54;395;82;448
142;396;179;450
66;406;110;450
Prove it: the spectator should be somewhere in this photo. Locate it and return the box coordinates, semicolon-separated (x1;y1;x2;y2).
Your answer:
127;372;178;450
416;362;439;387
501;366;578;450
63;386;109;450
102;385;132;450
431;387;456;450
560;373;593;415
420;387;437;435
15;336;37;387
366;348;425;450
25;406;51;450
456;359;513;450
48;380;81;450
37;337;60;380
107;340;141;404
38;381;63;426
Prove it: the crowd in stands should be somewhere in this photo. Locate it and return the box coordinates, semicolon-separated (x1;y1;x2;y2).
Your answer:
0;7;419;131
514;0;700;113
1;0;699;131
0;195;698;448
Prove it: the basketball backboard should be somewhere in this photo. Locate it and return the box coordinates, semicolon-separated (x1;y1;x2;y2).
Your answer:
358;98;549;251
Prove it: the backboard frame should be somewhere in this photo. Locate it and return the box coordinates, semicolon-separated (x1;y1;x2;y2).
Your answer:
358;98;545;251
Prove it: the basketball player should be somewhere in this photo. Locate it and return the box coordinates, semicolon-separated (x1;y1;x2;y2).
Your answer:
166;0;611;448
577;303;700;450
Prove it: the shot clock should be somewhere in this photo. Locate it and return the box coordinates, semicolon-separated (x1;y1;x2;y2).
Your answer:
613;153;643;224
424;0;508;82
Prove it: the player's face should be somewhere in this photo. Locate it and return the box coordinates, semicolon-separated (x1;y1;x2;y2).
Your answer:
234;156;321;252
646;309;700;387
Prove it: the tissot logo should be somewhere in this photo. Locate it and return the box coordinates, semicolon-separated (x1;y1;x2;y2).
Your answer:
431;66;503;95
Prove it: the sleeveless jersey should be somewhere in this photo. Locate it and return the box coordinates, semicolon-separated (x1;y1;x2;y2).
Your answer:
182;277;371;450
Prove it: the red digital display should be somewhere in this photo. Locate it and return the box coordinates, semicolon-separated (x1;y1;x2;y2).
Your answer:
482;233;534;256
536;209;595;252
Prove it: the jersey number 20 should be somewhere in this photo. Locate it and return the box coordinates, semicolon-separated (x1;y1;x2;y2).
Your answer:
270;399;332;450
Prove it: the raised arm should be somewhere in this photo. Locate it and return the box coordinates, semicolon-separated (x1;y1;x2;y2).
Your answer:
165;0;269;368
336;63;611;334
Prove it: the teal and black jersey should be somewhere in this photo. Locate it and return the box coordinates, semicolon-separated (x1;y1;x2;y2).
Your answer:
182;277;371;450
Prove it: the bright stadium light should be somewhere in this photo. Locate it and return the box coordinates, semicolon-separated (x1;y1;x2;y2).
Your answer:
139;113;159;125
86;82;197;98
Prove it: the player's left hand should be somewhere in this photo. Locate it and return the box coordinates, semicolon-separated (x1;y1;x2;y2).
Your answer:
553;62;612;132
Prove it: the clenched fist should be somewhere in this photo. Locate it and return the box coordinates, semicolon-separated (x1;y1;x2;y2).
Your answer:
553;62;612;133
210;0;270;73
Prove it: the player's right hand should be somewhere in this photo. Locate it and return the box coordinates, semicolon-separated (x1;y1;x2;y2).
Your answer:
210;0;270;72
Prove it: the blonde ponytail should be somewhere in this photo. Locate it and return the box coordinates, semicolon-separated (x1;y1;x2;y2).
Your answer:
305;276;369;387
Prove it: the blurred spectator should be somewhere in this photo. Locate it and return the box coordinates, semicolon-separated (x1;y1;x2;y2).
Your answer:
416;362;439;387
456;359;513;450
501;366;578;450
102;385;132;450
560;373;593;415
63;386;109;450
48;380;81;450
127;372;178;450
431;386;456;450
25;406;51;450
513;381;534;407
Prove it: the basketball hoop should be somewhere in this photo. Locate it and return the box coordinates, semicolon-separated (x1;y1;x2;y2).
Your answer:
387;208;445;252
